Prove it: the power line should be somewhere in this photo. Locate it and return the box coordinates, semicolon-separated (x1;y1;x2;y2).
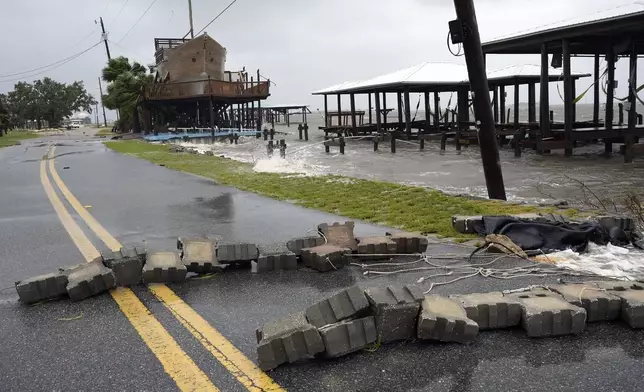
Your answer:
0;42;102;79
111;0;130;24
194;0;239;36
117;0;159;44
0;42;101;83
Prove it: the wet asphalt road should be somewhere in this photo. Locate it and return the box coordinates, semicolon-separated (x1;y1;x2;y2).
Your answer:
1;129;644;392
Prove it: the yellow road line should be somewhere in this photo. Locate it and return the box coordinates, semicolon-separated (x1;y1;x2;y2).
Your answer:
48;146;284;391
149;284;285;392
42;147;219;392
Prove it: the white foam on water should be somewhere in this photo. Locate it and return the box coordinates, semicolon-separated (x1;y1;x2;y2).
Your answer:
539;243;644;280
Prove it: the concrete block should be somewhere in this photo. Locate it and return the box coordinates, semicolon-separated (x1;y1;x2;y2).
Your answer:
66;259;117;302
548;283;622;322
286;236;325;256
386;232;429;254
364;285;424;342
451;292;522;330
586;281;644;291
597;215;635;232
256;312;324;370
510;293;586;337
305;285;370;328
417;295;479;343
255;253;298;273
319;316;377;357
15;272;68;304
179;238;223;273
217;242;259;265
515;213;549;222
614;290;644;328
540;213;569;224
451;215;482;234
355;236;397;259
142;251;187;283
317;221;358;251
101;247;146;286
301;244;350;272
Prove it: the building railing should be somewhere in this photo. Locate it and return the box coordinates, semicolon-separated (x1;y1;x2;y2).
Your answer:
143;79;270;101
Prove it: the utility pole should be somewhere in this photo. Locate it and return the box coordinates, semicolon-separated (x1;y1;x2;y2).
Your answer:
188;0;195;38
451;0;506;200
98;77;108;127
95;103;100;126
99;17;111;61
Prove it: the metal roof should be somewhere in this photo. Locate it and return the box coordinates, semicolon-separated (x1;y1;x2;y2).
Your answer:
312;63;591;95
482;1;644;54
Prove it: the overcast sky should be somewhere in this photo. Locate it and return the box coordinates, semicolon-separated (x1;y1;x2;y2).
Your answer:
0;0;642;119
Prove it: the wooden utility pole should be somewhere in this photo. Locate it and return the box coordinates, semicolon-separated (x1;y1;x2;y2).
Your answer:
99;17;111;61
98;77;108;127
452;0;506;200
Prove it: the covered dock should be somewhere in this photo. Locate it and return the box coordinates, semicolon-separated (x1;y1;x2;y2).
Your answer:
482;1;644;161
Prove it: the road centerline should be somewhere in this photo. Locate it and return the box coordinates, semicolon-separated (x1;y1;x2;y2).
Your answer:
47;146;284;392
42;146;219;392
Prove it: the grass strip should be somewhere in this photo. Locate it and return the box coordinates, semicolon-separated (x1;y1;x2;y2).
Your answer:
0;130;40;148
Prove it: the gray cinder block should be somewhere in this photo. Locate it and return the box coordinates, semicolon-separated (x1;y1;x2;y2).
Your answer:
256;312;324;371
318;316;377;357
511;294;586;337
142;251;187;283
615;290;644;329
66;259;117;302
356;236;397;258
317;221;358;251
305;285;370;328
451;292;522;330
15;272;69;304
178;238;223;273
301;244;350;272
386;232;429;254
255;253;298;273
451;216;482;234
417;295;479;343
286;236;325;256
217;242;259;265
548;283;622;322
364;285;424;342
101;247;146;286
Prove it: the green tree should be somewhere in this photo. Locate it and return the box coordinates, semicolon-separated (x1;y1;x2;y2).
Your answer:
102;56;152;133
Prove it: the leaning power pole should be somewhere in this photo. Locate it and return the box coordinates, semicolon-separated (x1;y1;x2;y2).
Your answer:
188;0;195;38
451;0;506;200
99;17;111;60
98;77;108;127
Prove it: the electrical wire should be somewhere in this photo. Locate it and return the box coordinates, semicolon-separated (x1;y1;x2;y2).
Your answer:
111;0;131;24
194;0;239;36
117;0;159;44
0;42;102;83
446;31;464;57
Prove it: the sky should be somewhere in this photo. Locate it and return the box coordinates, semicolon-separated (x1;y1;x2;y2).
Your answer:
0;0;642;120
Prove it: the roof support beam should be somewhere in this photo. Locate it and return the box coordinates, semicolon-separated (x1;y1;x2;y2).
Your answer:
540;43;551;138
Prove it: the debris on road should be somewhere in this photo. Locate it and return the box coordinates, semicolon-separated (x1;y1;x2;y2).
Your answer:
142;251;187;283
66;259;116;302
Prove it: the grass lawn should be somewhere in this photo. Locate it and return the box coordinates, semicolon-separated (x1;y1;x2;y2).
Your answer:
104;140;574;239
95;127;114;136
0;130;40;148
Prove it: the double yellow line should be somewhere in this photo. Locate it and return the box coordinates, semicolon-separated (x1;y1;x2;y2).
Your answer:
41;146;283;392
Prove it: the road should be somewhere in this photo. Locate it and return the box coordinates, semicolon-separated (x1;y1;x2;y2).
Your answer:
1;128;643;392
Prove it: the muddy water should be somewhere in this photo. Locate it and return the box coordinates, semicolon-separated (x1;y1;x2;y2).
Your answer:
176;104;644;204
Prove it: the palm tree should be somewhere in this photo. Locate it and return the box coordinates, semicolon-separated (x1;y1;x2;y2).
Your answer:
102;57;152;133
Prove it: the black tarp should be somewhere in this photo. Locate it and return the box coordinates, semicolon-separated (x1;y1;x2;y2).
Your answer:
474;217;610;253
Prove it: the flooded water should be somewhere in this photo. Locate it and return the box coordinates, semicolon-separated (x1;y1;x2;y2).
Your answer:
176;104;644;205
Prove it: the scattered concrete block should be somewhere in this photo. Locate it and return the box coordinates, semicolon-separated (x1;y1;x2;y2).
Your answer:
386;232;429;254
301;244;350;272
15;272;69;304
66;259;117;302
255;253;298;273
548;284;622;322
142;251;187;283
355;236;397;259
305;285;370;328
364;285;424;342
217;242;259;265
586;281;644;291
540;213;569;224
319;316;377;357
286;236;325;256
179;238;223;273
510;292;586;337
597;215;635;232
417;295;479;343
451;292;522;330
256;312;324;370
613;290;644;329
451;215;482;234
484;234;528;258
317;221;358;251
101;247;146;286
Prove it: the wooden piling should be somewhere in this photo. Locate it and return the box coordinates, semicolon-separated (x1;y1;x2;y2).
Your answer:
605;42;615;155
298;124;303;140
433;91;440;132
440;131;447;150
619;103;624;125
324;136;330;153
382;93;388;128
339;136;345;154
403;89;412;139
397;92;403;126
625;39;638;163
375;90;382;134
499;85;506;124
514;82;520;127
563;38;573;157
336;94;342;127
390;133;396;153
304;123;309;141
323;94;328;127
368;93;372;124
514;129;524;157
423;91;430;137
492;87;499;123
373;137;379;151
528;82;536;123
350;93;357;135
593;53;600;126
540;43;551;140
